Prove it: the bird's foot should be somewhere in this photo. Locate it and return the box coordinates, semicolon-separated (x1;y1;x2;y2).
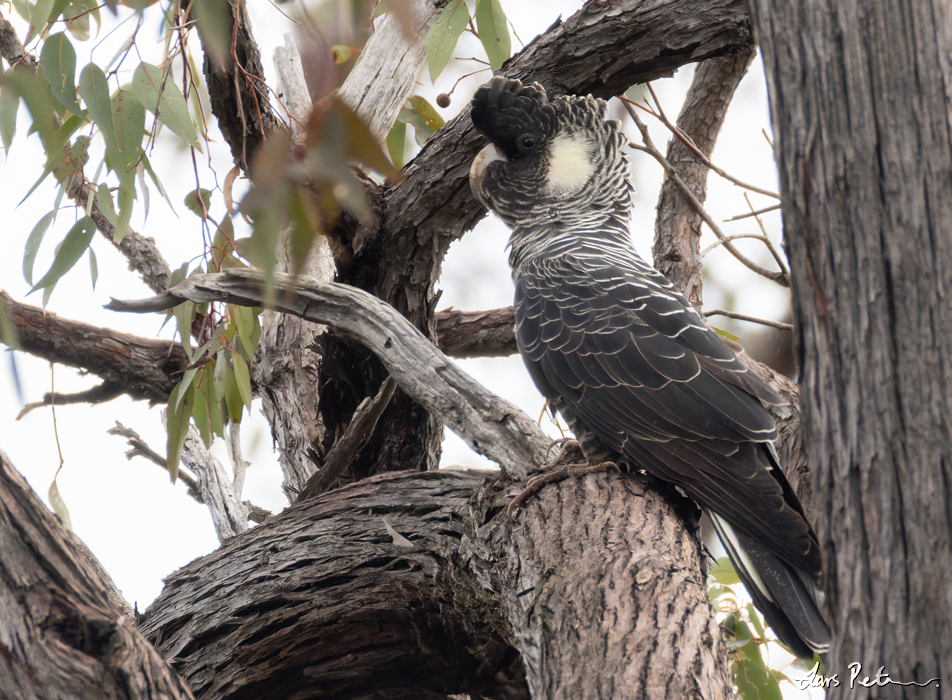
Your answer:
508;441;619;516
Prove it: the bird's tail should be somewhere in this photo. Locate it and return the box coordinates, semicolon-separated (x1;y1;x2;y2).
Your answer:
707;511;832;658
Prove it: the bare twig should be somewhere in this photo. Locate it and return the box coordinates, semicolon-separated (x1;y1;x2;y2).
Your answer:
703;309;793;331
623;100;789;288
643;84;780;200
724;204;781;221
700;233;773;257
743;192;790;278
108;422;203;502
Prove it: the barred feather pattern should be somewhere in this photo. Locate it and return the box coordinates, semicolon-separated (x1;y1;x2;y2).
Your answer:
470;78;832;656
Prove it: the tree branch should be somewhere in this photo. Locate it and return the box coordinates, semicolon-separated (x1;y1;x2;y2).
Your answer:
435;306;518;358
0;449;195;700
649;48;757;308
107;269;550;480
1;291;186;405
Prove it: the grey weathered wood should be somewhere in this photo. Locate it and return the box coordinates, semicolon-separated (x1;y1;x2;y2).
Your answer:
107;269;551;481
751;0;952;694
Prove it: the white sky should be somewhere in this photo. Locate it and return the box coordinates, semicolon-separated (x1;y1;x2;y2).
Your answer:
0;2;817;696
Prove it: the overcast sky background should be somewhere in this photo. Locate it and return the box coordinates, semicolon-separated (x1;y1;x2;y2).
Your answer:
0;1;814;694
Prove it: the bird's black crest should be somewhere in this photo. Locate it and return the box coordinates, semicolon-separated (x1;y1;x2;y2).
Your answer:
470;77;561;160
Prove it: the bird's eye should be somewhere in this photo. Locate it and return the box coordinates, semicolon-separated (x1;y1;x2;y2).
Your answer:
518;134;537;151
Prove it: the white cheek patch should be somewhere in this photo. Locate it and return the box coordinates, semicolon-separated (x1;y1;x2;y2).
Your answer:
545;132;595;195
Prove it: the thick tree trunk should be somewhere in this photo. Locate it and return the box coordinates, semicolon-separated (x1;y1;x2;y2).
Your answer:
140;467;731;700
0;450;194;700
751;0;952;695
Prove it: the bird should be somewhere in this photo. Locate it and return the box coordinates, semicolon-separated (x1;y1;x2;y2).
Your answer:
468;76;831;658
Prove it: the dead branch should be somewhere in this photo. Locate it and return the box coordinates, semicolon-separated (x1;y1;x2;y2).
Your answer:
107;269;550;480
436;306;518;358
625;102;790;287
703;309;794;331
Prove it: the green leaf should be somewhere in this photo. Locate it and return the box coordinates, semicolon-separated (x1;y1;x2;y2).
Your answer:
0;81;19;152
191;0;232;70
96;182;118;225
23;210;56;285
174;299;196;360
191;377;211;447
31;216;95;291
424;0;469;82
1;68;61;149
233;304;259;360
88;246;97;288
386;119;406;169
712;325;740;342
131;62;201;149
109;86;144;171
475;0;510;70
745;602;767;641
78;62;115;148
112;177;135;243
710;556;741;585
64;0;100;41
734;658;783;700
12;0;33;23
333;98;400;179
231;352;252;407
30;0;56;39
184;188;213;218
406;95;445;145
139;153;175;211
219;354;243;422
166;381;192;482
0;295;19;350
40;33;83;117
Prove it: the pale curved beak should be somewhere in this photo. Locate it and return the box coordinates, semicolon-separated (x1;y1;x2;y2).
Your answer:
469;142;503;205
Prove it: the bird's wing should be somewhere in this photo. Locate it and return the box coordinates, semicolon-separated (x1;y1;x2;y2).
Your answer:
515;252;819;572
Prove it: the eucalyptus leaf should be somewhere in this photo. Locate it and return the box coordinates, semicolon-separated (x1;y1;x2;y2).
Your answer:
23;210;56;285
424;0;469;82
31;216;95;292
40;33;83;117
78;63;115;148
475;0;510;70
131;62;201;149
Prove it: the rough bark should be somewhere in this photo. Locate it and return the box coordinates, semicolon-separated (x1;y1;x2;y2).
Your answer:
140;470;526;700
1;290;186;406
0;450;194;700
751;0;952;694
652;47;757;308
472;470;730;700
140;465;731;700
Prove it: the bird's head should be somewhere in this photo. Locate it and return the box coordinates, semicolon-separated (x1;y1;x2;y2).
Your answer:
469;77;631;231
